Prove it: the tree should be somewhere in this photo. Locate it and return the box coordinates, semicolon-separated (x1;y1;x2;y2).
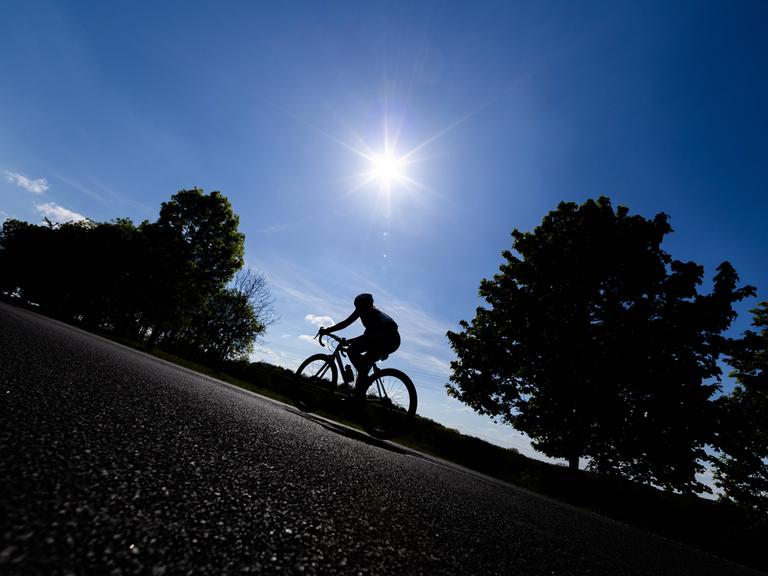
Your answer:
0;218;68;311
141;188;245;346
186;268;277;364
71;218;147;334
714;302;768;516
0;219;42;298
1;217;145;332
447;197;753;492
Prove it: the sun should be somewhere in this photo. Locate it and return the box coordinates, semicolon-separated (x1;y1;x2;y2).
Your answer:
369;150;406;188
313;115;433;205
277;92;497;209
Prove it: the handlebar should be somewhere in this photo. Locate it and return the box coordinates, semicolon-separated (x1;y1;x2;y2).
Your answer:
317;332;346;348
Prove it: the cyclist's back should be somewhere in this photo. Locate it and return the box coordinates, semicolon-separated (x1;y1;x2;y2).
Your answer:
358;305;398;333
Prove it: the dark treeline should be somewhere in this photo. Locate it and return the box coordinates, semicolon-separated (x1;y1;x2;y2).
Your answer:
0;188;274;364
448;197;767;518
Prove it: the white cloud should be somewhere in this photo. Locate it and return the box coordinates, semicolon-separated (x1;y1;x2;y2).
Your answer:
4;170;49;194
249;344;302;370
35;202;87;224
305;314;334;327
298;334;320;345
252;345;281;363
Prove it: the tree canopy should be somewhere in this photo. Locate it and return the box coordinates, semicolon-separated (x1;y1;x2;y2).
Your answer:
714;302;768;515
447;197;754;492
139;189;245;345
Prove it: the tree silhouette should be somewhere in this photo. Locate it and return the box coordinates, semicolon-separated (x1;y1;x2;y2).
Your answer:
186;269;277;364
714;302;768;516
0;188;270;364
447;197;753;492
0;219;47;302
141;189;245;347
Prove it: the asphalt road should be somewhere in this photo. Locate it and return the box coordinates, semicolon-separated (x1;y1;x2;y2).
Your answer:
0;301;763;576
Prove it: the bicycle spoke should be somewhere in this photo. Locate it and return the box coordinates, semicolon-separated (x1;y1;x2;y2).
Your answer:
370;375;409;409
361;368;416;439
313;363;332;380
294;354;337;413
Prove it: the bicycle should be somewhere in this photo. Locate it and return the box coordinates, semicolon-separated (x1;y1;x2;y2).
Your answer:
293;333;418;439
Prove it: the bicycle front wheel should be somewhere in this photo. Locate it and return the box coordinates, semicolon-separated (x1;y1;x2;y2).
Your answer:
294;354;338;413
359;368;417;439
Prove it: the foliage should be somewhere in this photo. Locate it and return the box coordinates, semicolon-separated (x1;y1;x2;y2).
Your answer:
140;188;245;345
0;189;268;362
714;302;768;517
447;197;754;493
185;269;277;364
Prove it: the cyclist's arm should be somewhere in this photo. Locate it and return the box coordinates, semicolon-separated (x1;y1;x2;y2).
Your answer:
321;310;359;334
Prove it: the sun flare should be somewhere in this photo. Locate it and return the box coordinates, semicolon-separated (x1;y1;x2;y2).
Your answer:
370;151;406;188
313;115;434;207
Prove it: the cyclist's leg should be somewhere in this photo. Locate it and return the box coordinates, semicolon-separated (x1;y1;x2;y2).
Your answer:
347;335;373;390
352;331;401;391
346;335;368;372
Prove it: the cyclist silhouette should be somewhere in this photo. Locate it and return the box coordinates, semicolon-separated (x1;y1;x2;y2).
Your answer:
318;293;400;389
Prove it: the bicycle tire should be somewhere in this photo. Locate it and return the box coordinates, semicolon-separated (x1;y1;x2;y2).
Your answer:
294;353;338;413
358;368;417;439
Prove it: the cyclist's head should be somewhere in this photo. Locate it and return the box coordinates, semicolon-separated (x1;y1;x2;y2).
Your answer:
354;293;374;311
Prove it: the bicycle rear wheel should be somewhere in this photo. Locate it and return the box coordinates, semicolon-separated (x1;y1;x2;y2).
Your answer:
294;354;338;413
359;368;417;439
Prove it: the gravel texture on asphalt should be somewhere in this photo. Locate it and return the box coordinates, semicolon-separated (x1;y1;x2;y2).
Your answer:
0;302;763;575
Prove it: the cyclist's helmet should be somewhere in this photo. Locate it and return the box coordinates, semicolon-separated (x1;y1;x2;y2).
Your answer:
354;293;374;310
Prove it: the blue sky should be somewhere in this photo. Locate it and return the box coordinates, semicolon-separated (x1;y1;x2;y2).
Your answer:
2;1;767;467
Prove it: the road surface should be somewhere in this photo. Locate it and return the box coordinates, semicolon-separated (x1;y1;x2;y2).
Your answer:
0;302;762;575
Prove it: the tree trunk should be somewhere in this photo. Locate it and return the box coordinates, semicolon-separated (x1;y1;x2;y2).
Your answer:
568;455;580;470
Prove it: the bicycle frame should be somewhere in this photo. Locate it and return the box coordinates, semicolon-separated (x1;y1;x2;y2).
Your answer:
318;333;383;390
296;332;417;438
317;333;352;386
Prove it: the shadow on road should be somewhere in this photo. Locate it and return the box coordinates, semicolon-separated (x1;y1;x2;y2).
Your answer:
288;407;411;456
